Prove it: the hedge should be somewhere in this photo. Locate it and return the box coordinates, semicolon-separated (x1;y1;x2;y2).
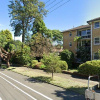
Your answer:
78;60;100;76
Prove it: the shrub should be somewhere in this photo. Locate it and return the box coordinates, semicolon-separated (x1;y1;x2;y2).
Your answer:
40;64;46;69
57;61;68;70
60;49;74;68
78;60;100;76
31;60;38;68
35;62;43;69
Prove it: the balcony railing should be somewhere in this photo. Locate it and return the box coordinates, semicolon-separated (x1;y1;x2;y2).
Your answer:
77;35;91;39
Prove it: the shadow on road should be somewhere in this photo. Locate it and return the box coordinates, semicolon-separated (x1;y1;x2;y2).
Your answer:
53;89;85;100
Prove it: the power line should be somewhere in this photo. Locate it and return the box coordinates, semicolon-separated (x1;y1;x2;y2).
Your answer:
45;0;56;8
45;0;51;4
47;0;64;10
48;0;71;14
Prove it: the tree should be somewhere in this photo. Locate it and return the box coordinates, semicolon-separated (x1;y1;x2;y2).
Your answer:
76;46;91;62
30;33;52;59
41;53;61;79
0;30;13;42
60;49;74;69
52;30;63;44
32;18;47;35
8;0;47;43
0;30;13;67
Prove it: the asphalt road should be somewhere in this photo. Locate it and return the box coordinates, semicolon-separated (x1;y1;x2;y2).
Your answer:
0;69;85;100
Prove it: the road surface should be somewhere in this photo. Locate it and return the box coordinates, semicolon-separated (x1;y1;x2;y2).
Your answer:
0;69;85;100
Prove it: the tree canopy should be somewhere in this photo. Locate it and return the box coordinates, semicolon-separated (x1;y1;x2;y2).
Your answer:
0;30;13;47
8;0;47;43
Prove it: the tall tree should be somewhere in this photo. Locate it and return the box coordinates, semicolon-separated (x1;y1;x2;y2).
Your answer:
30;33;52;58
32;18;47;35
8;0;47;43
52;30;63;44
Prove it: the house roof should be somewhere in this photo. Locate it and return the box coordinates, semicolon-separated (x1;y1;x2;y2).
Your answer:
62;25;90;33
87;17;100;23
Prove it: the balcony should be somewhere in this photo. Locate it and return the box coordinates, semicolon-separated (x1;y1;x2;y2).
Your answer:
81;35;91;39
77;35;91;39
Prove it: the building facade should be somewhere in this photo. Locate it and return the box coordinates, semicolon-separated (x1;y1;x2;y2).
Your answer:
63;17;100;60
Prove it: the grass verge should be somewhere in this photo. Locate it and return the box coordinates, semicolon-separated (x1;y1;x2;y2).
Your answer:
7;67;90;95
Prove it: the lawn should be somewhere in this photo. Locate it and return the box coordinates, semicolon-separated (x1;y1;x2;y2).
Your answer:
7;67;91;95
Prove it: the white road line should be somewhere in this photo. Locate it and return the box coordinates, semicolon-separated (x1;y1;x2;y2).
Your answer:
0;76;37;100
0;97;2;100
0;72;53;100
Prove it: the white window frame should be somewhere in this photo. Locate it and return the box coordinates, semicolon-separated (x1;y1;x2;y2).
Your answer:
94;37;100;45
69;42;72;47
94;22;100;29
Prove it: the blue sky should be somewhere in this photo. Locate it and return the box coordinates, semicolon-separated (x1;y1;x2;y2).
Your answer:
0;0;100;40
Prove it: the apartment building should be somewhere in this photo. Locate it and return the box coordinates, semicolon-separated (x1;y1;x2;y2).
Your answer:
62;17;100;60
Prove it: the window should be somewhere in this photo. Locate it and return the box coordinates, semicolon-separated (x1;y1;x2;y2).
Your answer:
94;22;100;28
87;29;91;34
69;42;72;47
94;53;100;60
81;30;87;36
69;33;72;37
94;38;100;45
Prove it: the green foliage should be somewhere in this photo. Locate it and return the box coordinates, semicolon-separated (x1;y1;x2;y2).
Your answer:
31;60;38;68
40;64;46;69
35;62;43;69
74;36;81;42
78;60;100;76
57;61;68;70
76;46;91;62
32;18;47;35
60;49;74;68
52;30;63;44
41;53;62;79
8;0;47;42
0;65;7;69
0;30;13;47
11;44;31;65
31;33;52;58
0;30;13;42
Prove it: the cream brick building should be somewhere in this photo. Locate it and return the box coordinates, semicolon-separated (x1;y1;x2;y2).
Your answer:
62;17;100;60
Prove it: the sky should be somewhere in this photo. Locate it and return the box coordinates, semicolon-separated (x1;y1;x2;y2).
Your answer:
0;0;100;41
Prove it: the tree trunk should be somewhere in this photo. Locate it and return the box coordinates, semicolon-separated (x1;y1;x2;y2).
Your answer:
7;59;10;68
22;20;25;43
22;30;25;43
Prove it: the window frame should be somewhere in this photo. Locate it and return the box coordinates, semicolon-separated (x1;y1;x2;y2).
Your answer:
69;32;72;37
69;42;72;47
94;37;100;45
94;22;100;29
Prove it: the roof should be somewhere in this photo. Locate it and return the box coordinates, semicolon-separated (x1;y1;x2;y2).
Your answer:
87;17;100;23
62;25;90;33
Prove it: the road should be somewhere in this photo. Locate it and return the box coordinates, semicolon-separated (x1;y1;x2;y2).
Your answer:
0;69;85;100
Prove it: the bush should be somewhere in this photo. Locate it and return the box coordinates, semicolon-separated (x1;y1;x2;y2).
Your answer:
60;49;74;68
40;64;46;69
35;62;43;69
78;60;100;76
57;61;68;70
11;44;31;65
31;60;38;68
